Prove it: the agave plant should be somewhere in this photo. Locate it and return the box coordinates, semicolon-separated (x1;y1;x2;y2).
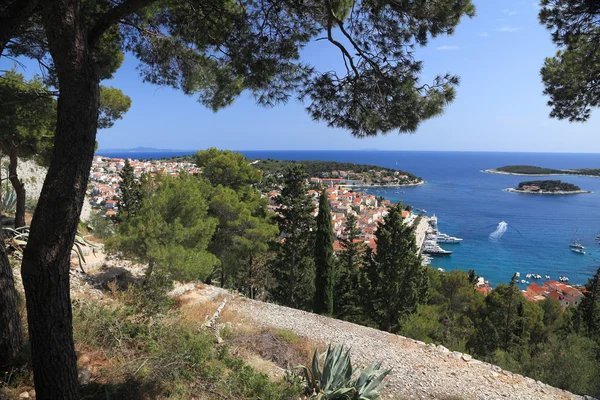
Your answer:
1;184;17;214
296;345;391;400
3;225;99;273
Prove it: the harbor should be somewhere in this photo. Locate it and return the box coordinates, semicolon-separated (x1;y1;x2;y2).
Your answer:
414;214;463;266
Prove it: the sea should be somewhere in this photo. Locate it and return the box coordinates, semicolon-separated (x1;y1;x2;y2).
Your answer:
96;150;600;288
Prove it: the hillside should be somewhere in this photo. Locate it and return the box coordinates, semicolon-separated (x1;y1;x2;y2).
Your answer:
252;158;422;181
177;284;582;400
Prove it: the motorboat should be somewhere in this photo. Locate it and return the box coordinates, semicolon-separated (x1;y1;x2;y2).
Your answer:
572;248;585;255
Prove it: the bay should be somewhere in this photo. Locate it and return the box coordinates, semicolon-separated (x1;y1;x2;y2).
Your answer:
97;149;600;287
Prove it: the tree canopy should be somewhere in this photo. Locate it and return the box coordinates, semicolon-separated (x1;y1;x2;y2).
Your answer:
106;174;219;282
539;0;600;122
0;0;476;397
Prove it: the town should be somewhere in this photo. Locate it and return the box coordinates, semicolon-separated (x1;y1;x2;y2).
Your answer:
89;155;585;310
89;155;417;248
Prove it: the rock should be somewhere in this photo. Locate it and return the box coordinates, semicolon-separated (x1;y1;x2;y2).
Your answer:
461;353;472;361
78;366;92;385
19;392;29;399
450;351;462;359
437;345;450;353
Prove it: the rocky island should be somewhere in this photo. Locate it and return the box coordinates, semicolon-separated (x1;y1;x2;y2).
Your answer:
505;180;591;194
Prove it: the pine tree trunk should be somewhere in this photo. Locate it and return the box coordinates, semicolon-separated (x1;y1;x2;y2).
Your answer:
20;0;100;398
8;146;26;228
0;164;23;363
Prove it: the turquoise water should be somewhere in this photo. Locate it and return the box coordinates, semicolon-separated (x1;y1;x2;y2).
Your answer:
98;150;600;287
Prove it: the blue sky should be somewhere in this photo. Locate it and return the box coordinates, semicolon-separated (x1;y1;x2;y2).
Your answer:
3;1;600;152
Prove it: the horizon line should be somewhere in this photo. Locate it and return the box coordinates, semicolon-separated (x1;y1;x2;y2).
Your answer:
95;148;600;155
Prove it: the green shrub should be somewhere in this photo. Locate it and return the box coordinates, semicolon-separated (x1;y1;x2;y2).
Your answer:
72;300;301;399
275;328;299;344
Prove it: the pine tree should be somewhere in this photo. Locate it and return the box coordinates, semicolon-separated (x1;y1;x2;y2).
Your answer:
314;189;335;315
579;267;600;339
270;166;315;310
116;159;141;222
362;205;428;332
334;213;365;321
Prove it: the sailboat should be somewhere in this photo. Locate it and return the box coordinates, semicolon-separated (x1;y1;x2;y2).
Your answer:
570;231;585;250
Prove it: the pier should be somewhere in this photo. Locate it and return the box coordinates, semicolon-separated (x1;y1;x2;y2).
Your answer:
414;216;431;251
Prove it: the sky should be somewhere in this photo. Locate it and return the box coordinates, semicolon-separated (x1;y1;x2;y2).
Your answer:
2;1;600;153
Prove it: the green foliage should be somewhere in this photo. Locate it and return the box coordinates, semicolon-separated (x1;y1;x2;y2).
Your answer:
495;165;600;177
72;300;301;399
297;345;390;400
539;0;600;122
275;328;299;344
270;165;316;310
98;86;132;129
314;189;335;315
579;267;600;339
207;183;278;290
495;165;565;174
115;159;142;222
516;180;581;192
106;174;219;282
334;213;365;322
196;148;262;191
85;212;115;240
361;205;428;332
1;181;17;215
399;270;483;352
0;70;55;163
252;159;421;181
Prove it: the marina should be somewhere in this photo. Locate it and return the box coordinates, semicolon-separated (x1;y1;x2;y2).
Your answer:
418;215;462;260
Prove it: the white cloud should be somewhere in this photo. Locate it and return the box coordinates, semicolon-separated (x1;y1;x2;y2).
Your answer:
478;32;489;37
496;26;520;32
436;45;459;51
502;9;520;16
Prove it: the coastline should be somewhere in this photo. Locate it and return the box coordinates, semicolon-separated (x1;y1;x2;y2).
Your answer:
340;181;426;188
503;188;591;195
483;169;600;179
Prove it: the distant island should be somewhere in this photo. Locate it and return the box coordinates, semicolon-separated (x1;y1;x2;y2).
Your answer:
484;165;600;177
505;180;590;195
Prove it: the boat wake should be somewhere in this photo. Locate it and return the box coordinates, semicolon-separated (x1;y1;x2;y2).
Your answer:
489;221;508;241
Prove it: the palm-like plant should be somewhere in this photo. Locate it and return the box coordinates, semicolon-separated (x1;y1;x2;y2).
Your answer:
3;225;99;273
297;345;391;400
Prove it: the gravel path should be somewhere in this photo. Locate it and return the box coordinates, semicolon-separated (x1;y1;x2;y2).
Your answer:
229;296;585;400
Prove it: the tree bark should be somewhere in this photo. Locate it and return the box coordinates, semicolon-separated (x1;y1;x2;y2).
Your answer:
20;0;99;398
0;164;23;366
8;145;26;228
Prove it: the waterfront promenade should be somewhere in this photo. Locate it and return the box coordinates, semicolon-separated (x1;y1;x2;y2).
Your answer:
414;216;431;251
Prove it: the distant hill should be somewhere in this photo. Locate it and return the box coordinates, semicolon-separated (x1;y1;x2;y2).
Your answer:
96;147;189;153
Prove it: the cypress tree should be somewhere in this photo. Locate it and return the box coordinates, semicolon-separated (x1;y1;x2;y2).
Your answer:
579;267;600;339
334;213;365;321
362;204;428;332
116;159;141;222
314;189;335;315
270;166;315;310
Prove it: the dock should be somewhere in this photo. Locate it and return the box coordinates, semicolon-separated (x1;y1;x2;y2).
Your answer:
414;216;431;252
